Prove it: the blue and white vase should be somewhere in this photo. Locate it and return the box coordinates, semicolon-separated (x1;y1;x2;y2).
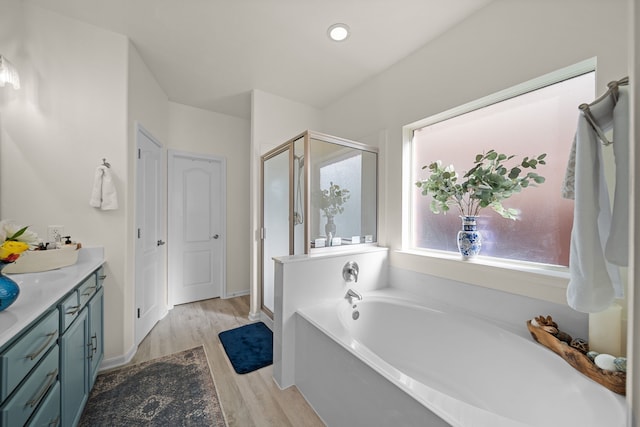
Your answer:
0;261;20;311
457;216;482;259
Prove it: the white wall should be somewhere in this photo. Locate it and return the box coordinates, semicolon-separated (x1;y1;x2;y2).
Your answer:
249;90;321;318
0;2;252;365
0;3;130;360
320;0;630;301
167;102;251;296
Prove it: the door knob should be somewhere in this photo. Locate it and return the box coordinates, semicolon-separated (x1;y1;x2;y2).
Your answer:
157;240;166;246
212;234;220;239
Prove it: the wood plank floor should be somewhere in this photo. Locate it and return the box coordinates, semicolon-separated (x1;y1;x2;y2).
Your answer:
127;296;325;427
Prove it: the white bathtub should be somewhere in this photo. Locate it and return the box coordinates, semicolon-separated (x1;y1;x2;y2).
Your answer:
294;289;627;427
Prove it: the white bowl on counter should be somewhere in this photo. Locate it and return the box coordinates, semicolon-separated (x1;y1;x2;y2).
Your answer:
3;245;81;274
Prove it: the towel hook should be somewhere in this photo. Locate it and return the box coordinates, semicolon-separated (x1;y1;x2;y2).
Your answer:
102;158;111;168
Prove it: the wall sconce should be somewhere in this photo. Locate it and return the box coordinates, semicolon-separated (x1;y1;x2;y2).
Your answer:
0;55;21;90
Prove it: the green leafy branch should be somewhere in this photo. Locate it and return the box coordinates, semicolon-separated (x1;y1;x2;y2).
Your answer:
314;182;350;218
415;150;547;220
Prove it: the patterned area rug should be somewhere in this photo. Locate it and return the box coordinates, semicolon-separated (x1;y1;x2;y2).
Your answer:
79;346;227;426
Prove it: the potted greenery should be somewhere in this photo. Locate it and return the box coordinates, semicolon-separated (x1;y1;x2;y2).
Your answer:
415;150;546;258
315;182;350;237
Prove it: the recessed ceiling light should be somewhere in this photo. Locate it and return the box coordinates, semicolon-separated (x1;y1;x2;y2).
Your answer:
327;23;350;42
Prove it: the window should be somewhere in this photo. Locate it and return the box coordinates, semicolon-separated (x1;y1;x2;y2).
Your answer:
319;153;362;238
409;68;595;266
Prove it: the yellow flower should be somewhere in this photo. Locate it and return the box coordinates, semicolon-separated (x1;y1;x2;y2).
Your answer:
0;240;30;262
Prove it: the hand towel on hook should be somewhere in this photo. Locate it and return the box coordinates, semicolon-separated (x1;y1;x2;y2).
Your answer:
89;164;119;210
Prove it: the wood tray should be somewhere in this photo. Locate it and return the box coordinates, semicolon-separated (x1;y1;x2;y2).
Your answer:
526;320;626;395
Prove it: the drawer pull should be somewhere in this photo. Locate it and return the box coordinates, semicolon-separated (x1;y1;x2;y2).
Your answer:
26;368;58;408
48;416;60;427
66;305;81;315
81;286;97;296
26;331;58;361
88;334;98;361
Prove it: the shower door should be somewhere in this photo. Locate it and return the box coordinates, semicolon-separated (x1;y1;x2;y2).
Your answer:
261;137;305;317
262;146;291;316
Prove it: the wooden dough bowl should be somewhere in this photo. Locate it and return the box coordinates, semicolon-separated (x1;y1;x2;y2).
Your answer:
526;320;626;395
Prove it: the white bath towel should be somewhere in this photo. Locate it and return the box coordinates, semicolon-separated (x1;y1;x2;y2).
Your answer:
563;87;630;267
566;109;622;313
89;165;119;210
604;86;629;266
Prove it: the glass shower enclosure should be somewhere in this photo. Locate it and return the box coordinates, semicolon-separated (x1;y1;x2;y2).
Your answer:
261;131;378;317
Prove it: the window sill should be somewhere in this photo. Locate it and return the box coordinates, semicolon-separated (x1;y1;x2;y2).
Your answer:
392;249;570;305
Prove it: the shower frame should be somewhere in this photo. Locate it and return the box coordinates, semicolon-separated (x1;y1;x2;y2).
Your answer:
260;130;378;318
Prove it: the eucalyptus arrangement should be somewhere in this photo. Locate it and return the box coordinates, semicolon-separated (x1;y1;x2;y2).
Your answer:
415;150;547;220
315;182;350;218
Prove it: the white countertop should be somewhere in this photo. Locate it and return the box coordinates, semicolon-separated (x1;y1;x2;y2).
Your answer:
0;247;105;348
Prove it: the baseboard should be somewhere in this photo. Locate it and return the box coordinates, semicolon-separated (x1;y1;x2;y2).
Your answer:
98;307;169;372
259;312;273;330
99;343;138;371
224;289;250;299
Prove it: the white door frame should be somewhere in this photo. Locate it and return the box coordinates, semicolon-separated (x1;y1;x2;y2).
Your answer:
167;149;227;307
134;122;167;346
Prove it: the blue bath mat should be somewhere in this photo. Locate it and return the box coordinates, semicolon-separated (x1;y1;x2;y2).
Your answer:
218;322;273;374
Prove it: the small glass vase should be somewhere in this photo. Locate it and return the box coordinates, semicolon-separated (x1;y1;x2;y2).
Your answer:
0;261;20;311
457;216;482;259
325;215;337;237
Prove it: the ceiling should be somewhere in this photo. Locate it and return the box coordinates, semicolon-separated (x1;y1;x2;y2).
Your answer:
26;0;493;119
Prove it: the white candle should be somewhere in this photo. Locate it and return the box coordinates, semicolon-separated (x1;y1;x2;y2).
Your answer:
588;303;622;356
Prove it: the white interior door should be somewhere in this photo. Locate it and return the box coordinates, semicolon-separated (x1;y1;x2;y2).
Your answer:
168;150;225;305
135;124;166;345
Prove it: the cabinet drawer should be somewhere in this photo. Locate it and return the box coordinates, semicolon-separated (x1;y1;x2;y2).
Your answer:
59;291;80;332
26;381;60;427
96;266;106;289
78;274;98;307
0;309;59;402
0;346;58;427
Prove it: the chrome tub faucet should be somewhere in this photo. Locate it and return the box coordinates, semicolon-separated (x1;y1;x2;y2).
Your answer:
344;288;363;305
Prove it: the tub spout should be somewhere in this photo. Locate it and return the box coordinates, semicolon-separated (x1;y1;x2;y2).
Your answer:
345;288;363;304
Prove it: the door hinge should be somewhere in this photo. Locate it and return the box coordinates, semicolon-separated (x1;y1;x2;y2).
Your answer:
137;308;141;319
138;148;141;159
137;228;141;239
260;228;265;239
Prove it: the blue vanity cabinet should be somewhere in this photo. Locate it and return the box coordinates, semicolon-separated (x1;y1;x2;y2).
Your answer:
60;307;89;427
0;309;59;403
26;381;60;427
88;286;104;389
0;308;60;427
59;268;103;427
0;345;59;426
0;256;105;427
